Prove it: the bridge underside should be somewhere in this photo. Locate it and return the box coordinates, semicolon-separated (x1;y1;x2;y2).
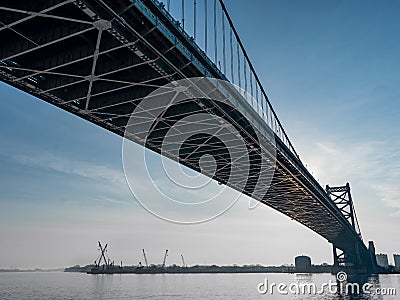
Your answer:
0;0;373;271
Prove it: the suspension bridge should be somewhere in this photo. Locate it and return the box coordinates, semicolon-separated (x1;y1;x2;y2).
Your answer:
0;0;379;273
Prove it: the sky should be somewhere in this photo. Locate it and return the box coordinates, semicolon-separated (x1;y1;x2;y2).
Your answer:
0;0;399;269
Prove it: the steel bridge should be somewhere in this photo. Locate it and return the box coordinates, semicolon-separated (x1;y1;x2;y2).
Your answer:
0;0;378;273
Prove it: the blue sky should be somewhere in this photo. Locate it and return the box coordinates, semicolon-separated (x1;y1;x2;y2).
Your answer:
0;0;399;269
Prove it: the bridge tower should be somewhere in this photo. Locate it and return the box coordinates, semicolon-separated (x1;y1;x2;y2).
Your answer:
326;183;361;235
326;183;377;273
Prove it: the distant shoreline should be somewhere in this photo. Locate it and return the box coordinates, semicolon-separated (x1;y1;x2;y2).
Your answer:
64;264;332;275
0;268;63;273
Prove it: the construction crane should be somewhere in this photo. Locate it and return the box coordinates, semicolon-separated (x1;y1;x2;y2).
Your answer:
94;241;109;267
142;249;148;268
181;254;186;268
162;249;168;268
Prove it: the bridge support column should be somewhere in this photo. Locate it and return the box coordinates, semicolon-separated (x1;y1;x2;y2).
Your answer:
331;241;380;274
331;244;367;274
332;246;339;266
332;245;340;273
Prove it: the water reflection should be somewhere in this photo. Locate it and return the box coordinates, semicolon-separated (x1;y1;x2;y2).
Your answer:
1;272;398;299
91;274;114;294
336;274;383;300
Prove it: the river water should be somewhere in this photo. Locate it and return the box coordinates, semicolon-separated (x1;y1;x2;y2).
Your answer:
0;272;399;299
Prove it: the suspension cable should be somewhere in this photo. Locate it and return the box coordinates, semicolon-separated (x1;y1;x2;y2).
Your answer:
218;0;299;159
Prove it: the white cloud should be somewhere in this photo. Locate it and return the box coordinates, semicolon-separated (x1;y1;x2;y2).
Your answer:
297;138;400;215
10;152;136;208
372;184;400;216
12;153;126;186
63;195;134;207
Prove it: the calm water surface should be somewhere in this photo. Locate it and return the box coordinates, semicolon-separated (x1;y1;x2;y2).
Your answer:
0;272;399;299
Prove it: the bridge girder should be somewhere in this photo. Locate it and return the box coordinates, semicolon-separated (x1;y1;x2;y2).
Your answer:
0;0;373;273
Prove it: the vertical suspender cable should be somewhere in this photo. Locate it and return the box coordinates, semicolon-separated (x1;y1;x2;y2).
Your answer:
181;0;185;30
167;0;170;12
237;43;241;88
222;12;226;75
204;0;208;54
194;0;197;41
256;81;260;108
218;0;300;159
214;0;217;65
244;59;247;94
250;72;254;104
268;101;272;127
230;29;234;83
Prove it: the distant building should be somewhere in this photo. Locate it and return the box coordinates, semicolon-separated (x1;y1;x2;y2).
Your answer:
295;255;311;272
376;253;389;269
394;254;400;271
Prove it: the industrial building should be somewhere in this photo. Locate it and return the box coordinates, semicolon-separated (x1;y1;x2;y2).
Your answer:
376;253;389;269
394;254;400;271
295;255;311;272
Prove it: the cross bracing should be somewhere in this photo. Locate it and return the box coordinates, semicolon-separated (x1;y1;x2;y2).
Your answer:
0;0;374;271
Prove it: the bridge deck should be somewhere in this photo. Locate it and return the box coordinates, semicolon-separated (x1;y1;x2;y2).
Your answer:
0;0;369;266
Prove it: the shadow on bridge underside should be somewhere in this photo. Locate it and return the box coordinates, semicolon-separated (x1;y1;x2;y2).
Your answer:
0;0;375;272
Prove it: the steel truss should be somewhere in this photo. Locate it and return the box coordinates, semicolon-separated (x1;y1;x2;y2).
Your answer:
0;0;372;272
